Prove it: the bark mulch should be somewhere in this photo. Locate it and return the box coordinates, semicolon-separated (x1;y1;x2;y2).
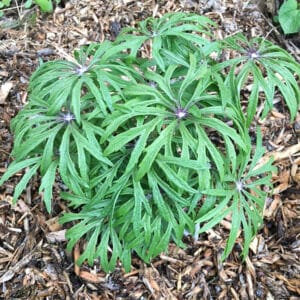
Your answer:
0;1;299;299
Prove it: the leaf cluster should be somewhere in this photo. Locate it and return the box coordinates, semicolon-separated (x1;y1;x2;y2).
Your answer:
0;0;60;15
1;12;298;272
277;0;300;34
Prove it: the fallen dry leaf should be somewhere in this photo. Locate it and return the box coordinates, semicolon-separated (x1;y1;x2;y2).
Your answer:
264;195;281;218
79;270;106;284
45;216;62;232
257;143;300;169
0;81;13;104
46;229;66;243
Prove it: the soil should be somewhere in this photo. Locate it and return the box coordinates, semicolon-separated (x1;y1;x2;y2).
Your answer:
0;1;300;299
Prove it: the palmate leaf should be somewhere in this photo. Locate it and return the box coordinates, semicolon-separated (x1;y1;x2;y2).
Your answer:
152;172;191;207
195;124;225;180
220;32;300;121
134;217;172;263
240;212;253;258
0;157;41;203
199;117;247;151
70;125;111;166
160;48;190;67
40;124;62;174
12;122;62;161
155;159;197;194
11;107;55;138
60;192;88;208
246;79;259;127
2;12;284;272
77;225;102;266
148;222;172;259
106;65;245;188
195;195;216;220
145;65;178;101
250;63;275;115
118;69;246;186
116;12;215;69
58;124;110;194
222;194;241;259
61;171;176;271
136;121;177;180
267;70;298;119
29;60;78;91
132;179;151;234
157;154;209;170
148;172;177;225
103;117;160;156
195;140;212;191
39;160;58;213
125;129;150;174
0;157;40;185
198;128;274;260
29;44;140;120
58;127;86;195
73;136;89;183
12;164;40;201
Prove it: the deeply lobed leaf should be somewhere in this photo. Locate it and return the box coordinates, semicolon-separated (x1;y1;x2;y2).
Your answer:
0;12;289;271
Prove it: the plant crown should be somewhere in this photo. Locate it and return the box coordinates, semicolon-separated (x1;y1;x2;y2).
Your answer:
1;12;299;272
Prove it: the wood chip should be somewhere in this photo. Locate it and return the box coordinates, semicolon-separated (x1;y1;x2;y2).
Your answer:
0;81;13;104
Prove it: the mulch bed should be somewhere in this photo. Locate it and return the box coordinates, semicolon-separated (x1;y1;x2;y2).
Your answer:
0;1;300;299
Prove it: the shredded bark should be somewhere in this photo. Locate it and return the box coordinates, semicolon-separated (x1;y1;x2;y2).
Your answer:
1;0;299;299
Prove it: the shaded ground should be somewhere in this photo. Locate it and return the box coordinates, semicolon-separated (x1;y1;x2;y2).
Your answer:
0;0;300;299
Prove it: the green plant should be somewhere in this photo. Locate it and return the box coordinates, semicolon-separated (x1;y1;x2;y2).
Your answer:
0;0;10;9
1;12;298;272
25;0;60;12
0;0;11;16
216;33;300;124
0;0;60;15
277;0;300;34
196;128;275;260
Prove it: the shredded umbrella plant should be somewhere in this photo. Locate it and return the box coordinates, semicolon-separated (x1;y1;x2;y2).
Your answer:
1;12;299;272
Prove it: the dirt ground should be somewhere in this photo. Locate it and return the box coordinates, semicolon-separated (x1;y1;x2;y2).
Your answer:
0;0;300;299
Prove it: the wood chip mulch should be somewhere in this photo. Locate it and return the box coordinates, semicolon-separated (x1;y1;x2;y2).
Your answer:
0;1;300;299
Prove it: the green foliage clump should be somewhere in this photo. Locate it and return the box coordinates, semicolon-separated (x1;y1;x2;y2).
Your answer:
0;0;10;10
1;12;299;272
277;0;300;34
0;0;60;14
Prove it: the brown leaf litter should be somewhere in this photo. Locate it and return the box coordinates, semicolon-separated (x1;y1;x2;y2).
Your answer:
1;0;300;299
